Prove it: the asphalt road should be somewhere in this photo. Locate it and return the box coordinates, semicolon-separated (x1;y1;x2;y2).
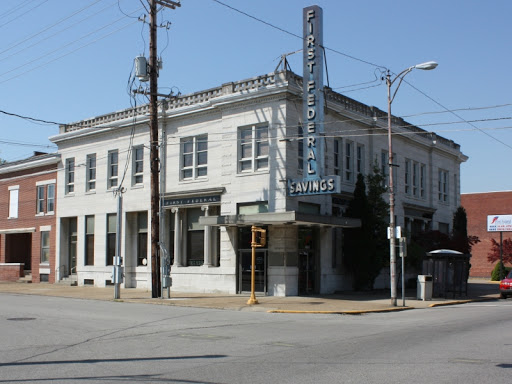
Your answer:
1;294;511;383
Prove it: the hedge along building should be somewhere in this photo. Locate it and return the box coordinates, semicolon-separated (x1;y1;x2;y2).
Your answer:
49;6;466;295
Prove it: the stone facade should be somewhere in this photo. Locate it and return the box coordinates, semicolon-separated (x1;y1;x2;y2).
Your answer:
49;70;466;295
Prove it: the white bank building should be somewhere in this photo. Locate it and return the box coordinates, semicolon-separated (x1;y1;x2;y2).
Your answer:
50;69;466;296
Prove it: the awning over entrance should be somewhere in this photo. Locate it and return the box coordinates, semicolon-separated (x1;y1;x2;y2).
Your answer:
199;211;360;228
0;227;36;234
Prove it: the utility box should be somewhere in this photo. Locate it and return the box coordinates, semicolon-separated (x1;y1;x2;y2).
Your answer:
417;275;433;301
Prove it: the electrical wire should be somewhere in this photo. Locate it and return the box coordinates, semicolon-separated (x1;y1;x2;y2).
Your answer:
0;0;48;30
0;19;139;84
0;2;118;65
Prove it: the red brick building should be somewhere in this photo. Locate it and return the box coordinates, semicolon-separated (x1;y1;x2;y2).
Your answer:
0;153;60;283
461;191;512;277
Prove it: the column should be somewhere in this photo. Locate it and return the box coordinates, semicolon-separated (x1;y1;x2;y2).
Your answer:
201;205;211;266
171;207;182;267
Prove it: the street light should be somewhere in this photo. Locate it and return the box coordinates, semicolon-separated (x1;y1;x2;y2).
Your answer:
386;61;438;306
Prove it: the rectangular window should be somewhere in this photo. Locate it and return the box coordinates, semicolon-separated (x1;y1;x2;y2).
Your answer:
420;164;426;198
65;158;75;194
86;154;96;192
8;186;19;218
356;144;364;175
238;125;269;173
438;169;448;202
47;184;55;213
381;151;389;187
180;135;208;180
137;212;148;266
345;141;354;182
454;174;458;206
133;146;144;185
85;215;94;265
334;138;342;176
40;231;50;263
106;214;117;266
36;185;45;214
412;162;419;197
186;208;204;266
297;124;304;173
404;159;411;195
108;150;119;189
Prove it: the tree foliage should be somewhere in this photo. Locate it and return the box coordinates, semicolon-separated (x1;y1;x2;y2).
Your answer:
487;238;512;264
343;165;388;290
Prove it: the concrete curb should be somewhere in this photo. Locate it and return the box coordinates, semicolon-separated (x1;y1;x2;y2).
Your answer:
267;307;415;315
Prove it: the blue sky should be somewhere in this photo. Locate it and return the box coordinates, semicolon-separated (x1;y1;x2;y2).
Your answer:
0;0;510;194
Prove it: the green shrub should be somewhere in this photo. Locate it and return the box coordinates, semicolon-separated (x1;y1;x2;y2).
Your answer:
491;262;511;280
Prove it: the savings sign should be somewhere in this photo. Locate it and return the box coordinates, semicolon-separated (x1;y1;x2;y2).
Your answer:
487;215;512;232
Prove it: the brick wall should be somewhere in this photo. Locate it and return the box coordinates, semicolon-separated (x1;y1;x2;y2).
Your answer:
0;263;24;281
461;191;512;277
0;162;58;283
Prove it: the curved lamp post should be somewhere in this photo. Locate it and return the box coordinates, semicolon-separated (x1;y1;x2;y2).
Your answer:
386;61;438;306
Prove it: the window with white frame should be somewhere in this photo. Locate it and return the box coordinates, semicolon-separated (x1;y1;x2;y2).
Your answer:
8;186;19;219
420;164;426;198
86;154;96;192
356;144;364;175
106;213;116;266
345;140;354;182
297;124;304;173
438;169;448;202
238;125;269;173
47;184;55;213
133;146;144;185
40;231;50;263
137;212;148;266
180;135;208;180
107;150;118;189
453;174;458;206
36;185;45;214
381;150;390;187
65;158;75;194
85;215;94;265
334;138;342;176
412;162;419;197
404;159;411;195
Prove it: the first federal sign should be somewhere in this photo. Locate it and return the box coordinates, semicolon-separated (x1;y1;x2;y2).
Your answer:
487;214;512;232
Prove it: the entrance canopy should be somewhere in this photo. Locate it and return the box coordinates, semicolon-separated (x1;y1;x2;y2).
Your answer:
199;211;360;228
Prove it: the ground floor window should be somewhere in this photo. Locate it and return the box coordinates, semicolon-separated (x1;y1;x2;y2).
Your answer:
137;212;148;266
85;216;94;265
40;231;50;263
106;214;116;266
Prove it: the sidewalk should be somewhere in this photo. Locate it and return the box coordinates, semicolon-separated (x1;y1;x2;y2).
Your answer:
0;278;500;314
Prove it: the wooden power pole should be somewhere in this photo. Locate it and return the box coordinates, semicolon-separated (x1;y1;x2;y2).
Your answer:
148;0;180;298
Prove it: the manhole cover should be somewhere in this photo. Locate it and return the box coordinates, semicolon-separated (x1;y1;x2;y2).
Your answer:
7;318;36;321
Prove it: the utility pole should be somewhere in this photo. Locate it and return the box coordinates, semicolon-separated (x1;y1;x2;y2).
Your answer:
148;0;180;298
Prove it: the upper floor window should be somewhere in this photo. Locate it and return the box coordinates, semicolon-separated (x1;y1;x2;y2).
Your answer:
412;162;419;197
238;125;269;173
36;182;56;215
86;154;96;192
108;150;119;189
345;141;354;182
420;164;426;198
8;185;19;219
65;158;75;194
181;135;208;180
297;124;304;174
438;169;449;203
133;146;144;185
37;186;45;214
404;159;411;195
356;144;364;175
381;150;389;188
334;138;342;176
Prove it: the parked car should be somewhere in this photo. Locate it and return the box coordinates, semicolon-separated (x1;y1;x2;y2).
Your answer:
499;270;512;299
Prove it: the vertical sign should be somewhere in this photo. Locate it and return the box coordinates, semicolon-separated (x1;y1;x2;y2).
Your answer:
287;5;340;196
303;5;324;179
